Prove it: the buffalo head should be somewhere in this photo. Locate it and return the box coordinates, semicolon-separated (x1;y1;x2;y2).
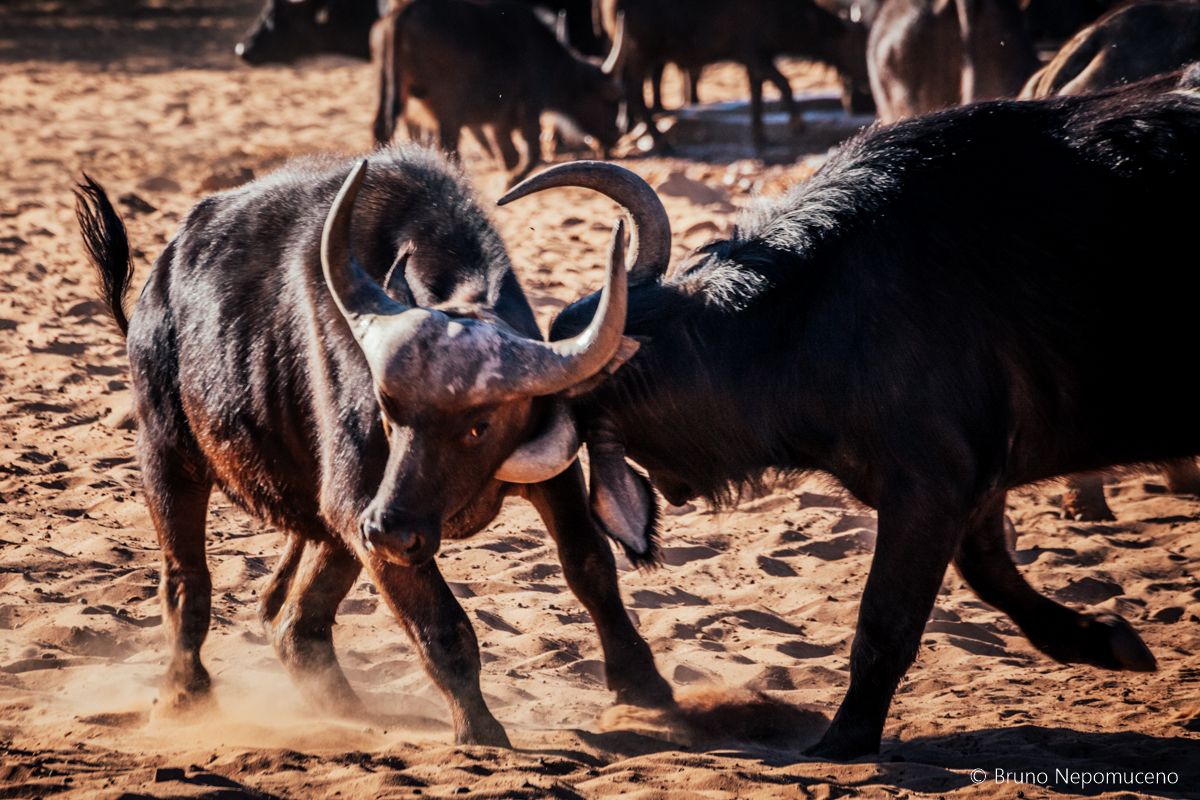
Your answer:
323;160;659;565
497;161;676;563
236;0;375;65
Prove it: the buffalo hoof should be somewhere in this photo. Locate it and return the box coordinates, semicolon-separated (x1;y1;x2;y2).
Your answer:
456;716;512;748
613;675;676;710
803;722;880;761
154;684;216;720
1085;613;1157;672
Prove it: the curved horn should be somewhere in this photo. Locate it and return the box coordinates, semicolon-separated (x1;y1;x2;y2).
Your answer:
498;218;631;397
498;160;671;282
321;159;408;338
495;402;580;483
600;11;624;75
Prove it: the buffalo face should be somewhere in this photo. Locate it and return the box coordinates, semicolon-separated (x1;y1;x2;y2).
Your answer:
237;0;323;64
322;160;638;566
498;161;679;564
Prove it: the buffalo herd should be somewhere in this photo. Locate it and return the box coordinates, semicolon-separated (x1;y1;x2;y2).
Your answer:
72;0;1200;760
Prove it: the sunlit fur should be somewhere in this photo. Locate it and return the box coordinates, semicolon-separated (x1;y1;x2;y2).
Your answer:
555;70;1200;511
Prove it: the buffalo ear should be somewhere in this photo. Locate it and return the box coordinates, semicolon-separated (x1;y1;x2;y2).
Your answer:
562;335;639;399
587;436;660;567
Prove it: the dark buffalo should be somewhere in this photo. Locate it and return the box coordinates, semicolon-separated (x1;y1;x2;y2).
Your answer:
372;0;622;186
869;0;1037;122
74;146;672;744
501;70;1200;757
236;0;603;65
236;0;384;64
599;0;872;149
1023;1;1200;98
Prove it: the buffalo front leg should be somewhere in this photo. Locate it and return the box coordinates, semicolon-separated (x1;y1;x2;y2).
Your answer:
367;557;510;747
956;493;1155;672
266;538;367;718
141;444;214;715
526;465;674;709
807;486;967;759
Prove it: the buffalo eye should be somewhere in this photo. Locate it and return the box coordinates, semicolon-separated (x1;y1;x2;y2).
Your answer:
465;419;491;443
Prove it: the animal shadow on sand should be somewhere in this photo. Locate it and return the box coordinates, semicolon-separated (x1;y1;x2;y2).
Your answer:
543;693;1196;799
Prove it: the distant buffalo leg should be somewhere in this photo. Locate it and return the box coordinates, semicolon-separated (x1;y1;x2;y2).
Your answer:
368;557;509;747
494;122;522;173
758;55;801;134
746;65;767;151
526;464;674;709
1163;458;1200;495
1062;472;1115;521
808;480;968;759
622;61;671;151
956;492;1156;672
141;442;214;714
507;112;544;189
438;118;463;161
650;62;666;113
268;539;366;718
687;66;702;105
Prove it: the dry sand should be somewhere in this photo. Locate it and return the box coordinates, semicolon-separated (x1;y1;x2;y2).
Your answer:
1;1;1198;797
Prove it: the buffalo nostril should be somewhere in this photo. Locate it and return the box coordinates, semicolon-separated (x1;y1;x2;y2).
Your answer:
360;517;382;550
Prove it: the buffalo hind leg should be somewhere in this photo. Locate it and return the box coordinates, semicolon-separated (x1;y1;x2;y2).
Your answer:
266;538;366;718
368;556;509;746
438;118;463;162
505;113;544;190
956;493;1155;672
526;465;674;709
758;56;801;136
807;480;969;759
1062;473;1115;521
746;65;768;152
141;444;214;715
259;533;304;632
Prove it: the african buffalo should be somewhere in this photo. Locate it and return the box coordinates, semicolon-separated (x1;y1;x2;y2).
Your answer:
74;146;672;744
599;0;872;149
869;0;1038;122
372;0;623;186
1023;1;1200;98
237;0;603;65
236;0;383;64
500;69;1200;757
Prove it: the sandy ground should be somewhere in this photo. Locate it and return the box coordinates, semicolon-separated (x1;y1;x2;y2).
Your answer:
2;2;1199;798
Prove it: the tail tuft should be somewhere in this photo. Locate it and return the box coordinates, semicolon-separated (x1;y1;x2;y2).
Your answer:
74;174;133;335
